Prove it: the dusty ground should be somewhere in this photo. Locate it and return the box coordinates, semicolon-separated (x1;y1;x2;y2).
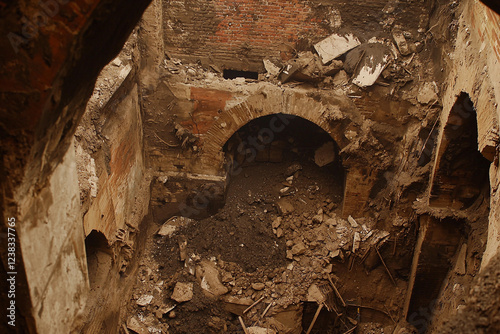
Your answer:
123;155;415;334
442;250;500;334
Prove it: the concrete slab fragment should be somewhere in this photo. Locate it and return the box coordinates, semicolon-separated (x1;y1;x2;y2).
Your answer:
127;317;148;334
314;33;361;64
392;30;411;56
196;260;228;297
346;43;392;88
352;54;390;88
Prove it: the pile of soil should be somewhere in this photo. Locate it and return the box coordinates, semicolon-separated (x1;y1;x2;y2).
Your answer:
439;252;500;334
124;159;410;334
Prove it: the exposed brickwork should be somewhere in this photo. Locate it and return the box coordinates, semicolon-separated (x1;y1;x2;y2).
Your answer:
181;87;233;134
193;85;350;174
163;0;332;67
147;82;377;218
162;0;430;69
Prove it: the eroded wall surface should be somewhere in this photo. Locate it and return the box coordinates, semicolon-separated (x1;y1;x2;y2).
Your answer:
77;69;147;241
18;140;88;334
431;0;500;268
0;0;152;332
73;32;152;332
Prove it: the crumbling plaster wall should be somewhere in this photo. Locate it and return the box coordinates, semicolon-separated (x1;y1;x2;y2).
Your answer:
430;0;500;268
71;27;159;333
0;0;152;332
75;33;149;243
17;140;88;334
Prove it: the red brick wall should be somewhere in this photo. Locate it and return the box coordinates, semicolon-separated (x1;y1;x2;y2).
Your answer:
162;0;429;70
163;0;332;68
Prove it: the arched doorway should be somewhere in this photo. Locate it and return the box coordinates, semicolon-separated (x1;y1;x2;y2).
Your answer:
223;114;344;185
85;230;112;289
429;93;490;209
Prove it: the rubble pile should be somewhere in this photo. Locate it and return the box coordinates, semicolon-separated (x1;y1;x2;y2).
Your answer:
125;162;405;333
159;28;438;126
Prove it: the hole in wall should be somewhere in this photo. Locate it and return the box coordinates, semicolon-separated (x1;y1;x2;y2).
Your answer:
223;69;259;80
85;230;112;289
172;114;346;273
406;216;465;333
223;114;343;174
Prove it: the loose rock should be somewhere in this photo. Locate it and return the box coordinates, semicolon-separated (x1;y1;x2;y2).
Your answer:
276;199;294;215
197;260;229;297
251;282;265;291
127;317;148;334
291;242;306;255
171;282;194;303
136;294;153;307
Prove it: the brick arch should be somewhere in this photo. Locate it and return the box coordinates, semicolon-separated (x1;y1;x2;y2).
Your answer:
198;87;348;174
429;92;491;208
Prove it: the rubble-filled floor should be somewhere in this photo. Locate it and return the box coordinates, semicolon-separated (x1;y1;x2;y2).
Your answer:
124;158;416;333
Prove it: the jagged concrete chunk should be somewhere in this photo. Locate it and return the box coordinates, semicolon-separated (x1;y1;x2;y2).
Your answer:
263;59;281;76
276;198;294;215
314;33;361;64
307;284;326;303
127;317;148;334
158;224;177;237
346;43;392;88
353;232;361;253
136;294;153;307
352;53;390;87
158;216;193;237
392;30;411;56
291;242;306;255
348;215;359;228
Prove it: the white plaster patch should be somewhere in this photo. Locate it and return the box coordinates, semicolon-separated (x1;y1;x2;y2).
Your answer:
314;33;361;64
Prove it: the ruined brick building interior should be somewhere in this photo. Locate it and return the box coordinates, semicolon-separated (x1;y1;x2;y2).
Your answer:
1;0;500;333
